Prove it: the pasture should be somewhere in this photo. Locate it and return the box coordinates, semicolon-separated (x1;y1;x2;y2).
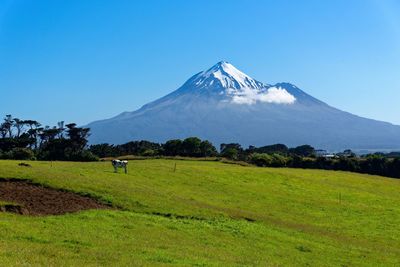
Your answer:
0;159;400;266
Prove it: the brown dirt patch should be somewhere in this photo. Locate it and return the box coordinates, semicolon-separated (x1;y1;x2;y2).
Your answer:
0;179;110;216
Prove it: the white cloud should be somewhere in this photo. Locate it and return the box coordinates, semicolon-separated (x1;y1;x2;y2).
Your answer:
232;95;257;105
231;87;296;105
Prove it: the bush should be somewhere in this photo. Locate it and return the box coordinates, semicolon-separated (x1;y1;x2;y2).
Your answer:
334;158;359;172
270;153;289;167
314;157;332;170
289;145;315;157
250;153;273;167
387;158;400;178
2;148;35;160
64;149;99;162
250;153;289;167
287;156;314;169
141;149;157;157
221;148;239;160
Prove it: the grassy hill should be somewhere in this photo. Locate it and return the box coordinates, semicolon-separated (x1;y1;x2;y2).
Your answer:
0;159;400;266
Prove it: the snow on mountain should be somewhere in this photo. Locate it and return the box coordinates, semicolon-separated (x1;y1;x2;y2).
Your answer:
86;61;400;150
181;61;296;105
193;61;265;90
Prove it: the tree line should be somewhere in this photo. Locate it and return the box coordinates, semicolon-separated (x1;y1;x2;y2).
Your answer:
89;142;318;160
1;114;399;179
88;137;218;158
0;115;97;161
247;150;400;179
89;141;400;179
216;143;400;178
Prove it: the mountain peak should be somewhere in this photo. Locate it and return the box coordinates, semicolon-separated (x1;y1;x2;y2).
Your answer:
214;60;230;66
208;60;231;71
191;61;265;91
174;61;298;105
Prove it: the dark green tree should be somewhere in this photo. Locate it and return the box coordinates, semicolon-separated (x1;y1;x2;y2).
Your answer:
65;123;90;150
289;145;315;157
199;140;217;157
220;143;243;160
163;139;183;156
181;137;202;157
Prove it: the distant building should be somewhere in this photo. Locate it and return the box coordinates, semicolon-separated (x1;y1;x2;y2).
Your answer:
316;150;327;156
316;149;337;159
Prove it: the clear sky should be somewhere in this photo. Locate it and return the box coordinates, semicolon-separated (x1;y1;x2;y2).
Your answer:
1;0;400;126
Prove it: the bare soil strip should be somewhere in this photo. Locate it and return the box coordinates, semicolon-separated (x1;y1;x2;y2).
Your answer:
0;179;110;216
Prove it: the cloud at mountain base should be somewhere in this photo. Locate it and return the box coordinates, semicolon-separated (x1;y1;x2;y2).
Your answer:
231;87;296;105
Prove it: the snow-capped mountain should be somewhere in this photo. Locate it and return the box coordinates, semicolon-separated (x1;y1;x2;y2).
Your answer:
87;61;400;150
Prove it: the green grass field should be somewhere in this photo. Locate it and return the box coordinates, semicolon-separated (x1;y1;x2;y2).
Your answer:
1;159;400;266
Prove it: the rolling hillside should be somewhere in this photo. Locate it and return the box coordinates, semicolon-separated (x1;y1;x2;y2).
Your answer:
1;159;400;266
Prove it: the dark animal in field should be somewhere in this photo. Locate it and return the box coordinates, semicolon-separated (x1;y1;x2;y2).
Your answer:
112;159;128;174
18;163;31;167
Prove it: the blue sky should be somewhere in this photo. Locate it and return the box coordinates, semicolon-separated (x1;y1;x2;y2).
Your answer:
1;0;400;126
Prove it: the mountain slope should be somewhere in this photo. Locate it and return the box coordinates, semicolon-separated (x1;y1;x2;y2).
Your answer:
87;61;400;150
